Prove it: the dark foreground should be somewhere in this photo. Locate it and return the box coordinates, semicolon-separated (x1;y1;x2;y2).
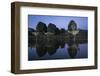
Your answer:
28;34;88;61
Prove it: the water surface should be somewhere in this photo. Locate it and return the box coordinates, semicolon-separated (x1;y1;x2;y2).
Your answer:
28;38;88;61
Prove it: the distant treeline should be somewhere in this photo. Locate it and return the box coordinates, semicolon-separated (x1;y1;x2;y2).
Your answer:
29;21;88;37
29;21;67;35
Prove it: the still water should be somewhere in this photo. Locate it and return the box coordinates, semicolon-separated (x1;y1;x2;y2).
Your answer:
28;38;88;61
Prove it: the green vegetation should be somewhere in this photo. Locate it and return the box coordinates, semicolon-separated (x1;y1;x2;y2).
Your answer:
68;20;77;31
28;20;88;45
36;22;47;34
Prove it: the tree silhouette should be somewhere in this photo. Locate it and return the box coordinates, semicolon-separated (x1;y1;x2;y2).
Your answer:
28;28;35;36
55;27;60;35
60;28;66;34
36;22;47;33
68;20;77;31
47;23;57;34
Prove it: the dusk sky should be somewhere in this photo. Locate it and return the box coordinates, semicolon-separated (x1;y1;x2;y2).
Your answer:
28;15;88;30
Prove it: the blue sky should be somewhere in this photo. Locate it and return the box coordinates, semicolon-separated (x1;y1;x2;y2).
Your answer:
28;15;88;30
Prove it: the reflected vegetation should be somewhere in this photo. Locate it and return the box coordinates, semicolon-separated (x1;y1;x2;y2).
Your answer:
28;34;88;60
28;20;88;61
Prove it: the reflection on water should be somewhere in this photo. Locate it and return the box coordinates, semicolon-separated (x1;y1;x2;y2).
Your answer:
28;36;88;61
